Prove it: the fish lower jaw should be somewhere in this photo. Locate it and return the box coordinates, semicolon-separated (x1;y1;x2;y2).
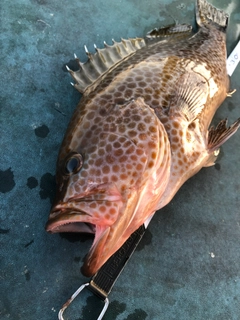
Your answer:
81;225;111;277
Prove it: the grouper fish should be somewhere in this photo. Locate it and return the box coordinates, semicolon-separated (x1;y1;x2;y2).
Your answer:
46;0;240;277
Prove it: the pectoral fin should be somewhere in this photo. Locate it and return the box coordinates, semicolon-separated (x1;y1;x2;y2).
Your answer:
203;149;220;167
207;118;240;152
169;72;208;122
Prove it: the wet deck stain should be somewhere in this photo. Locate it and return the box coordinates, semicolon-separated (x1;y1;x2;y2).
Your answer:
73;297;127;320
227;100;235;112
0;168;15;193
0;228;10;234
39;172;56;203
37;0;47;4
215;163;221;171
24;239;34;248
136;229;153;251
63;59;79;72
34;124;50;138
27;176;38;189
74;256;81;262
125;308;148;320
105;300;126;319
24;270;31;281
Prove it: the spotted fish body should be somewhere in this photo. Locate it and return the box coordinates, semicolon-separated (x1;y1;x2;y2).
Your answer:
46;0;240;277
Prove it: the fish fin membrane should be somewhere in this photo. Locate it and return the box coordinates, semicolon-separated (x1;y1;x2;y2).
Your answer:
196;0;228;31
146;23;192;41
203;149;220;167
68;38;146;94
207;118;240;152
170;72;207;122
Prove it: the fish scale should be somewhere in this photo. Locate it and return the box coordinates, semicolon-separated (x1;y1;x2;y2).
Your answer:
46;0;240;277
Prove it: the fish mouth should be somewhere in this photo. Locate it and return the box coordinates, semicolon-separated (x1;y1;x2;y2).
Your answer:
45;209;96;234
45;204;116;277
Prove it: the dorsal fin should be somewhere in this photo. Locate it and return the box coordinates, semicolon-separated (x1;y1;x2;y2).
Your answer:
146;23;192;41
67;38;146;94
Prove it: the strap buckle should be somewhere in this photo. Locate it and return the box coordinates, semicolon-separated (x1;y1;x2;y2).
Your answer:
58;282;109;320
58;222;151;319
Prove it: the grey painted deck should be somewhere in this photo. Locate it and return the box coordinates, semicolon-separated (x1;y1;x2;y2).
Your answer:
1;0;240;319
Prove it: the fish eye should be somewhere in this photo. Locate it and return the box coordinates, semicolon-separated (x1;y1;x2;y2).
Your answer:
64;153;83;175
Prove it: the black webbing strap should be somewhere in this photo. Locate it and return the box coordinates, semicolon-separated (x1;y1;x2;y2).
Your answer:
88;224;146;300
58;224;147;320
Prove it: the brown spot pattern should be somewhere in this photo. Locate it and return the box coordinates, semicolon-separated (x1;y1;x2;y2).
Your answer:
57;97;171;225
51;19;230;276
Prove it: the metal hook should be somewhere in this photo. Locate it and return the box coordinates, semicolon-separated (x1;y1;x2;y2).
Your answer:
58;282;109;320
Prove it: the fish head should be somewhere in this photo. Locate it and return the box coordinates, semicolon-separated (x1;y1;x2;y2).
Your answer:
46;97;170;276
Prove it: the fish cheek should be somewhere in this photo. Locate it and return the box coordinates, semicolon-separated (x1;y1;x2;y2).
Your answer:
105;140;143;191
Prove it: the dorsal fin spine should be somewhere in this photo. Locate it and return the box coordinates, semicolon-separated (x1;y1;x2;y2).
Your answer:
81;63;99;82
69;37;146;94
84;45;89;54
